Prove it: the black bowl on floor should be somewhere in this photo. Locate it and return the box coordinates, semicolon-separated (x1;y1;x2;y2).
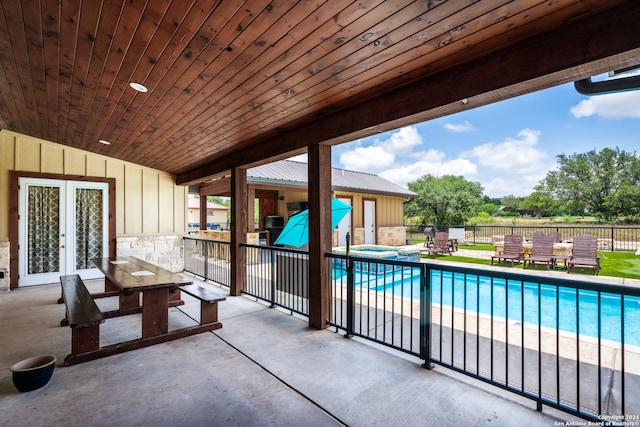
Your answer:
10;355;57;392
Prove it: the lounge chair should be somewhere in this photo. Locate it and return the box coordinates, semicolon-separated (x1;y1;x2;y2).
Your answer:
523;233;554;270
491;234;524;267
567;234;600;275
420;232;450;257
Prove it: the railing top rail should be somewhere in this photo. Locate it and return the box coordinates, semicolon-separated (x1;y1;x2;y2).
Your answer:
183;236;229;244
240;243;309;255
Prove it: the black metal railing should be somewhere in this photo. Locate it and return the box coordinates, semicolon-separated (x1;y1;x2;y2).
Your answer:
183;236;231;287
325;253;640;421
242;244;309;316
328;254;423;356
184;236;640;420
405;224;640;251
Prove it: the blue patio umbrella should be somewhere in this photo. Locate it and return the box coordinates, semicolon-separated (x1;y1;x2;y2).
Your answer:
273;198;352;247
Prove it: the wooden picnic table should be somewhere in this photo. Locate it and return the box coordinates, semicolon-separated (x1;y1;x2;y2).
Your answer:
61;257;224;365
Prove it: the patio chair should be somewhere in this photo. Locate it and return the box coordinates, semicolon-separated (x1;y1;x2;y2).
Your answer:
491;234;524;267
523;233;555;270
420;232;450;257
567;234;600;275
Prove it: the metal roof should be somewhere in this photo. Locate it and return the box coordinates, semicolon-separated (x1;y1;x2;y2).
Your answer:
248;161;417;199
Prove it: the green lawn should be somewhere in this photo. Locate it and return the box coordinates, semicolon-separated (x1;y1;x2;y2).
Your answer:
421;245;640;280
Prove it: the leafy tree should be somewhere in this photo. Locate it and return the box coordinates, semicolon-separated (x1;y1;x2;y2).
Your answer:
406;175;483;226
605;184;640;222
500;195;522;214
538;147;640;221
520;191;555;219
483;195;501;205
478;202;499;216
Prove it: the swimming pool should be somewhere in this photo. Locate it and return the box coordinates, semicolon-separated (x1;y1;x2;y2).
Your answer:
338;265;640;346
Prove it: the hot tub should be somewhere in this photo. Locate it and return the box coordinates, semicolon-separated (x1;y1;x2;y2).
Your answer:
332;245;420;262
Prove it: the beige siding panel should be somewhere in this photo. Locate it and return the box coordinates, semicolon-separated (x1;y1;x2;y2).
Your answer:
174;185;187;232
86;156;106;177
15;137;41;172
2;130;188;240
158;174;174;233
125;165;143;234
64;150;86;176
0;132;15;240
42;144;64;174
143;170;159;234
106;160;126;235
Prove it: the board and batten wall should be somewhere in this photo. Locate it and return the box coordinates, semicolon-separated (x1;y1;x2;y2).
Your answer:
0;130;188;288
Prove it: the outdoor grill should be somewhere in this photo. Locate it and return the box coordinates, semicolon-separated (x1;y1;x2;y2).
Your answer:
423;225;439;246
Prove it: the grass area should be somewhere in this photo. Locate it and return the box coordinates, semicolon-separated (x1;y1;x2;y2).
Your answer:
421;244;640;280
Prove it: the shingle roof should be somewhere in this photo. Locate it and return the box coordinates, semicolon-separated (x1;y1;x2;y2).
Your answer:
248;160;417;198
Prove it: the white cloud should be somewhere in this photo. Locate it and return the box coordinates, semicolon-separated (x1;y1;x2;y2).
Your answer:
444;121;475;132
464;128;549;174
339;145;395;171
339;125;423;173
571;91;640;119
380;126;423;154
379;151;478;188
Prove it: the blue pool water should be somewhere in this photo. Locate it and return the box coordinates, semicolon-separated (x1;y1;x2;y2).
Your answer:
339;266;640;346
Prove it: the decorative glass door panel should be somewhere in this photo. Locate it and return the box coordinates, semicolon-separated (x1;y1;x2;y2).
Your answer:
19;179;108;286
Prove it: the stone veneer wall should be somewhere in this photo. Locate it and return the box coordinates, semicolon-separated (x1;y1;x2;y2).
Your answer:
346;227;407;246
116;234;187;272
0;241;9;292
377;226;408;246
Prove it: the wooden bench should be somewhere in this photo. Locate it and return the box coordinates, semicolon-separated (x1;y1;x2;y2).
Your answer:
60;274;105;366
179;284;226;326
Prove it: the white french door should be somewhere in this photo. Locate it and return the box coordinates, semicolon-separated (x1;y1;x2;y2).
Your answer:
364;199;376;245
18;178;109;286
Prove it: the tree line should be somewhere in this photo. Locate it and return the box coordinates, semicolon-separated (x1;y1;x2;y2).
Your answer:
405;147;640;226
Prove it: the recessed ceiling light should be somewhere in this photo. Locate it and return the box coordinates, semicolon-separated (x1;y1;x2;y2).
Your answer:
129;82;148;92
99;139;111;145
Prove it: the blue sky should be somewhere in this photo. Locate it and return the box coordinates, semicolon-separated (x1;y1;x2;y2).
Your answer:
291;75;640;199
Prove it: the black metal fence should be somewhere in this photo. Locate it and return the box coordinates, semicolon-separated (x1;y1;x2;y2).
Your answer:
183;236;640;421
326;254;640;421
242;244;309;316
406;224;640;251
183;237;231;287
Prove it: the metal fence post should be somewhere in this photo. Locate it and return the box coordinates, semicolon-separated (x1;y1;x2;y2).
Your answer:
270;251;277;308
203;240;209;280
611;226;615;252
345;256;355;338
420;263;434;369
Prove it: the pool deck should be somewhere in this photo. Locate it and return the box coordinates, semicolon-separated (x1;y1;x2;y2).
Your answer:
0;277;582;426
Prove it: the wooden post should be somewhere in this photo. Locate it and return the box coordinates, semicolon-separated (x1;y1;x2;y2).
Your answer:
199;194;207;230
230;167;247;296
307;144;332;329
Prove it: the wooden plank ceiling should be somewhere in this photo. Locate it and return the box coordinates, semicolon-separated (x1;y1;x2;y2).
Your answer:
0;0;639;185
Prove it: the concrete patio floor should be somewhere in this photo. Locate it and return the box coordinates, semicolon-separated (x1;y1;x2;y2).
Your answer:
0;275;583;426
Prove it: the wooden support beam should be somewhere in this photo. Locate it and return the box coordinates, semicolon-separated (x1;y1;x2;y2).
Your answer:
199;195;207;230
230;168;247;296
307;144;332;330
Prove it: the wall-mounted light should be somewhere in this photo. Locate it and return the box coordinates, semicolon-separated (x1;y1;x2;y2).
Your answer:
129;82;148;92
